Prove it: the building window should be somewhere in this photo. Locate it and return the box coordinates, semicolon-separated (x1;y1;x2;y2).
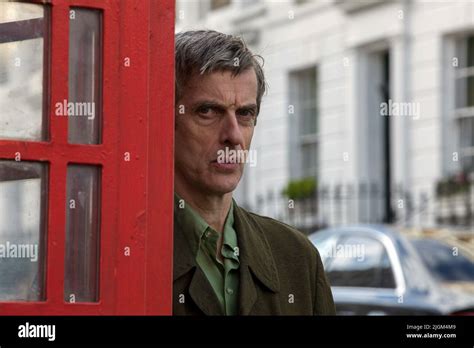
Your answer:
290;67;318;179
210;0;231;11
454;35;474;172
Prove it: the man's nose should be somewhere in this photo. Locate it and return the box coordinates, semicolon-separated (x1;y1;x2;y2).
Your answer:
219;111;245;147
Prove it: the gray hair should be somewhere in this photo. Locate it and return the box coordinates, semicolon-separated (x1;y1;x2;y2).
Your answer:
175;30;266;117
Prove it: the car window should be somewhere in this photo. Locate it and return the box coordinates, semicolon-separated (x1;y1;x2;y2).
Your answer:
309;233;339;268
411;239;474;282
325;235;396;289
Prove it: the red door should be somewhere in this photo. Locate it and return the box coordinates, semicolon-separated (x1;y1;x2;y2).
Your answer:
0;0;174;315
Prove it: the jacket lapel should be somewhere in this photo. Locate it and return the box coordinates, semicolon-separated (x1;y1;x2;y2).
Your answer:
188;266;223;315
173;214;223;315
239;265;258;315
233;203;281;315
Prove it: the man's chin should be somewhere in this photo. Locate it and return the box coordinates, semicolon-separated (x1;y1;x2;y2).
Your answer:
208;183;239;195
204;176;241;195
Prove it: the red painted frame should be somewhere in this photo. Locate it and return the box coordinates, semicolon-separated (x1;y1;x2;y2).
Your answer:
0;0;175;315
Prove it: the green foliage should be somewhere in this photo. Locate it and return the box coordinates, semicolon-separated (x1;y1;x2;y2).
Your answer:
436;172;470;197
282;177;317;200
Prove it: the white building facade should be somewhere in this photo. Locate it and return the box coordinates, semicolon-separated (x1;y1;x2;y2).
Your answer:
176;0;474;230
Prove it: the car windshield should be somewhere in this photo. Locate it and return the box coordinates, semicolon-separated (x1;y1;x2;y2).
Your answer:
411;239;474;282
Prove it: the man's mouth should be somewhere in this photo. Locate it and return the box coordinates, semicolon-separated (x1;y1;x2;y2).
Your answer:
210;158;239;170
211;159;237;164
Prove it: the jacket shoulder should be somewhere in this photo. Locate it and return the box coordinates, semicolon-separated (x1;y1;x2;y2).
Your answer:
236;205;336;315
243;208;319;257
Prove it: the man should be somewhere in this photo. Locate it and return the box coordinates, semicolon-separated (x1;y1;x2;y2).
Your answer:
173;30;335;315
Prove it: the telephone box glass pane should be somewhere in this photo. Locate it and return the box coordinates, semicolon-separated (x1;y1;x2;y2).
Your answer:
0;160;47;301
0;2;48;141
68;8;102;145
64;165;100;303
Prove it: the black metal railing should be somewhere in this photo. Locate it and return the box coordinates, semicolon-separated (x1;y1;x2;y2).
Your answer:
253;181;474;234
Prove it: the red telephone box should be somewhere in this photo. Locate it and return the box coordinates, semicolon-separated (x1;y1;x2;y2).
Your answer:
0;0;175;315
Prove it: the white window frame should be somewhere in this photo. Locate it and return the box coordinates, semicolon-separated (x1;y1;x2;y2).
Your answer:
444;33;474;175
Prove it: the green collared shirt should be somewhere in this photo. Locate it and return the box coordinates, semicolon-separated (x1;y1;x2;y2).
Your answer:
174;193;240;315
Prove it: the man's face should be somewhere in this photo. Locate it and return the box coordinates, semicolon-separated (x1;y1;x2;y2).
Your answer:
175;68;258;196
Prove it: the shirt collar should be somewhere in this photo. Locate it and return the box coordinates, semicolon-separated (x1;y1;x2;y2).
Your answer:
221;202;236;249
173;193;236;257
174;193;207;257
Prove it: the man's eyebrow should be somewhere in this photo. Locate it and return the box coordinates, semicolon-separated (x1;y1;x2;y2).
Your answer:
237;103;258;110
190;100;224;110
191;100;257;110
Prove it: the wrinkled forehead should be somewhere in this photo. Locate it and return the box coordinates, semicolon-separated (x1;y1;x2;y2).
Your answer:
180;69;258;107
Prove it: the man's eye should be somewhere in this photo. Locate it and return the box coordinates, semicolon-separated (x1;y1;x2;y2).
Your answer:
197;106;210;114
238;109;255;117
196;106;217;118
237;110;256;125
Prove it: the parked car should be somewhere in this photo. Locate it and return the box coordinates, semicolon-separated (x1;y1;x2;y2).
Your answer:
411;238;474;295
308;225;474;315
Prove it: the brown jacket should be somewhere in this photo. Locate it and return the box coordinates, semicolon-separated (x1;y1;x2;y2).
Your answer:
173;201;336;315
